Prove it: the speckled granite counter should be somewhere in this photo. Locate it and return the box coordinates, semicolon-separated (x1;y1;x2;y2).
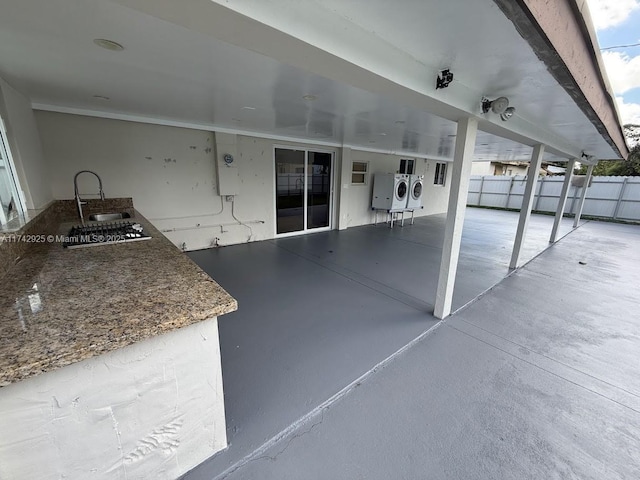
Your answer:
0;211;237;387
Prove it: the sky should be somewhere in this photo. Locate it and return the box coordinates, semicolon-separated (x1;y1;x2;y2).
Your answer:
586;0;640;125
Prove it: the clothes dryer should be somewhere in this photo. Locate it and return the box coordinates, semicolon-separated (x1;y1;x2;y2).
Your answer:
371;173;409;210
407;174;424;209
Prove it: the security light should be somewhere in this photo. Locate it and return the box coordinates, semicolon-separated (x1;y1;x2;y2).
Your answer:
500;107;516;121
436;69;454;89
481;96;510;115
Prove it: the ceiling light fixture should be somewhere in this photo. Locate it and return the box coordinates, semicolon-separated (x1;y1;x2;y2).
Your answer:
93;38;124;51
436;69;454;89
481;96;510;115
302;94;317;101
241;106;256;110
92;95;110;101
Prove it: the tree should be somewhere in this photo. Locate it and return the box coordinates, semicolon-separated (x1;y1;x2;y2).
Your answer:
575;125;640;176
624;124;640;148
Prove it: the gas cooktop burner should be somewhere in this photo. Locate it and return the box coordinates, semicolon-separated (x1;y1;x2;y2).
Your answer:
63;221;152;249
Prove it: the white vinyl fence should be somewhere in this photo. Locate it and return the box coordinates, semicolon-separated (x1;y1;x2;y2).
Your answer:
468;175;640;222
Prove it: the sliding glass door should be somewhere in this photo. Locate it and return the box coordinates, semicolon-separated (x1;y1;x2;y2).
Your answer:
275;147;333;235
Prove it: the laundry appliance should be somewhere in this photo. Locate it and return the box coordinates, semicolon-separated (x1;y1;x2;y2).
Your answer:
371;173;409;210
406;174;424;209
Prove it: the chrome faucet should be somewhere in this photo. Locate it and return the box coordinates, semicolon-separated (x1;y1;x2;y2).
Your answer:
74;170;105;226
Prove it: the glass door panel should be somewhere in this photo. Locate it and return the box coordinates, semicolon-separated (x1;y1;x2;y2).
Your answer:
307;152;332;229
275;148;305;234
0;118;24;225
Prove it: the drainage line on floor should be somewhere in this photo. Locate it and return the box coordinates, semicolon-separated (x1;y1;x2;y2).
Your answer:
270;240;433;313
448;220;588;318
210;319;445;480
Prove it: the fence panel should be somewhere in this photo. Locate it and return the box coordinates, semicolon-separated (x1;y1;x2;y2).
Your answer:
467;177;482;205
468;175;640;222
617;177;640;221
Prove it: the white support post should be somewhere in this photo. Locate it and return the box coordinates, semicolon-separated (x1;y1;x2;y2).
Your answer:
509;144;545;269
434;117;478;320
337;147;352;230
573;163;594;227
549;158;576;243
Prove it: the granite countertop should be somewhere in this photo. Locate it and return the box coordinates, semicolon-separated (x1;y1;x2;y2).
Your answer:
0;212;237;387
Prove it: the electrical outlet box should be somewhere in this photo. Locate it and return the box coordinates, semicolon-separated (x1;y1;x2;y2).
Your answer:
216;165;239;196
215;133;240;196
225;195;234;202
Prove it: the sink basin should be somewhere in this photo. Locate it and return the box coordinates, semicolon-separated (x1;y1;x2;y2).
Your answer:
89;212;131;221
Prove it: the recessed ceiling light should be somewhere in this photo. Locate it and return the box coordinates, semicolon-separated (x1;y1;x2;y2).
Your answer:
241;106;256;110
93;38;124;51
302;94;317;101
93;95;110;101
378;132;387;136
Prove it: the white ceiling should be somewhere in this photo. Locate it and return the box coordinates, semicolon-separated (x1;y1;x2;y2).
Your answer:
0;0;619;163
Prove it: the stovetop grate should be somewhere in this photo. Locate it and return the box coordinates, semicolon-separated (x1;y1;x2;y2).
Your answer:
63;221;151;249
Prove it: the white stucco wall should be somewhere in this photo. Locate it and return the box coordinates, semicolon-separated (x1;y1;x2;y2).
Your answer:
470;161;495;176
0;318;226;480
36;111;263;250
0;77;52;210
342;151;451;228
36;111;451;250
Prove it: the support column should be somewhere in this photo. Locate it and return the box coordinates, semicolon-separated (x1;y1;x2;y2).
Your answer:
337;147;352;230
573;163;594;227
434;117;478;320
509;144;545;269
549;158;576;243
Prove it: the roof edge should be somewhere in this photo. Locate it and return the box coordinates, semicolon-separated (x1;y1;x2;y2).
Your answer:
493;0;629;160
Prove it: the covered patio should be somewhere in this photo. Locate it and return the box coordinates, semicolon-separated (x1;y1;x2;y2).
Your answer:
190;217;640;480
186;207;579;478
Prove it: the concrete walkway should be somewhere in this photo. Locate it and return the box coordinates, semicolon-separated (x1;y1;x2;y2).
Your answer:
185;209;609;479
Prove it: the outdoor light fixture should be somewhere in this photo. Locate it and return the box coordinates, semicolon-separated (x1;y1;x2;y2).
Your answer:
481;96;510;115
436;69;454;89
581;152;595;163
500;106;516;121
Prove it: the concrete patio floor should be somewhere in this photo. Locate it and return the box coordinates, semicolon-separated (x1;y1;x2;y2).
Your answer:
184;208;594;479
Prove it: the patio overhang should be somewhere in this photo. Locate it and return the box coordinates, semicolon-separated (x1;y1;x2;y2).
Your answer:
0;0;626;164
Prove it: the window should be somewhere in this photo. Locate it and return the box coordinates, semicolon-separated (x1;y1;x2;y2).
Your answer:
351;161;369;184
399;159;415;174
434;162;447;186
0;116;25;225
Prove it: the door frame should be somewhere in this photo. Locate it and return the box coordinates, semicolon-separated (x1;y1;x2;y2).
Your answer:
273;144;336;238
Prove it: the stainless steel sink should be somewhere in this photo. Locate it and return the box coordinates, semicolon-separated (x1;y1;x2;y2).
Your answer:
89;212;131;222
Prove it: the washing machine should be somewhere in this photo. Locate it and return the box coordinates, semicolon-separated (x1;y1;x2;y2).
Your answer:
406;174;424;209
372;173;409;210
